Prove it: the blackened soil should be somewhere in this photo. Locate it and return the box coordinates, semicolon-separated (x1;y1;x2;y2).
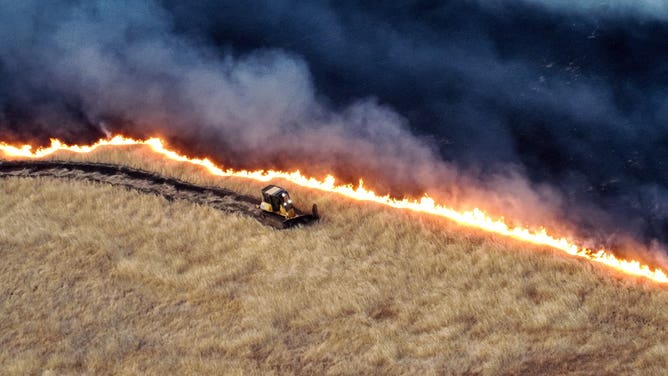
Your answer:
0;160;316;229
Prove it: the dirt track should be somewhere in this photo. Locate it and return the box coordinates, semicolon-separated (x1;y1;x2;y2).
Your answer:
0;160;297;229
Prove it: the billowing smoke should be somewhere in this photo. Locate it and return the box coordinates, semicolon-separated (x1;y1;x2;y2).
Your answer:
1;0;667;257
0;0;448;193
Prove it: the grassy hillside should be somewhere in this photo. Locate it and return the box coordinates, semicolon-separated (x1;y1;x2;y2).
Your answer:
1;146;667;375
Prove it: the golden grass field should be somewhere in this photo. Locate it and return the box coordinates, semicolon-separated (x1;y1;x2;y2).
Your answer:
1;145;668;375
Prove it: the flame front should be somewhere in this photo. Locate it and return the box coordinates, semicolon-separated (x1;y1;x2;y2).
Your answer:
1;135;666;284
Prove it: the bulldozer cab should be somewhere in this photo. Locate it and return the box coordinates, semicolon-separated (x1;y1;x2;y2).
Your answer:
261;185;293;212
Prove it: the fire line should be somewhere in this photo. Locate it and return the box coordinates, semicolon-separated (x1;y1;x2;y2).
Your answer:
1;135;666;284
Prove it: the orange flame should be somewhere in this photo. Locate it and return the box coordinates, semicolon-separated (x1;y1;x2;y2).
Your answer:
1;135;666;284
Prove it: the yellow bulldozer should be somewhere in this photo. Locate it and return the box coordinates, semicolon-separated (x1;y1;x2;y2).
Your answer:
259;184;319;228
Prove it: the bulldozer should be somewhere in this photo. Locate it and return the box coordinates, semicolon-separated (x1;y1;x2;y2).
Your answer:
258;184;319;228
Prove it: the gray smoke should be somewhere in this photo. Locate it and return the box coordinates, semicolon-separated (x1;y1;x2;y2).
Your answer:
0;0;443;189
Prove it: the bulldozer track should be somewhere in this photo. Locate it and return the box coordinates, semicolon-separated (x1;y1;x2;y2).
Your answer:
0;160;292;229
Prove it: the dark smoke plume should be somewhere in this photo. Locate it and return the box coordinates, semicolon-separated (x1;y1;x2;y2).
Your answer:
1;0;667;257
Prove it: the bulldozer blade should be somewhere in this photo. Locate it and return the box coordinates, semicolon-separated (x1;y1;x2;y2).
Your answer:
282;214;318;228
282;204;319;228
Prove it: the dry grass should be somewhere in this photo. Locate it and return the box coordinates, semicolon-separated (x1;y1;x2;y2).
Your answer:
1;145;667;375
